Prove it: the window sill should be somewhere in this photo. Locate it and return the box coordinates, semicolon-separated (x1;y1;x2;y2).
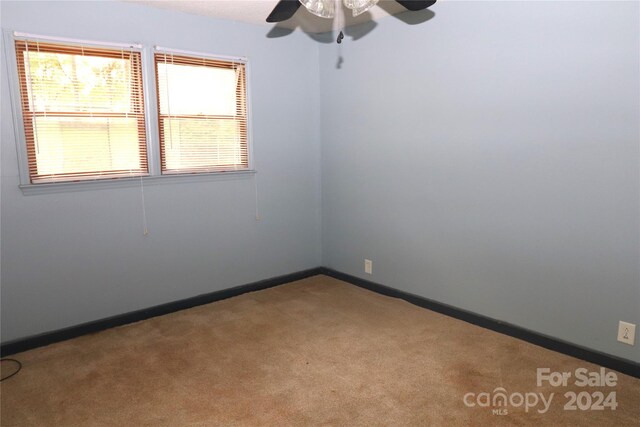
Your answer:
19;170;257;195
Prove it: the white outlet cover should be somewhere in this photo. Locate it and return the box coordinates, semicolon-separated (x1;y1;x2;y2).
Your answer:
617;321;636;346
364;259;372;275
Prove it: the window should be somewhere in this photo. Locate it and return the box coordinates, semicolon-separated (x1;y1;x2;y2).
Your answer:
15;39;147;184
155;52;249;174
9;34;253;190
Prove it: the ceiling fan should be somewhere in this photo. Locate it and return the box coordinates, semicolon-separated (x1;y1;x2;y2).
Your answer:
266;0;437;23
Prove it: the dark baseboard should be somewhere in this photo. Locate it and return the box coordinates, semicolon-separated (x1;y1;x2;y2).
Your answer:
0;267;323;357
320;267;640;379
3;266;638;379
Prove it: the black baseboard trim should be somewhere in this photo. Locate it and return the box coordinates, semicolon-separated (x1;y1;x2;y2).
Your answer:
0;267;323;357
3;266;638;379
320;267;640;379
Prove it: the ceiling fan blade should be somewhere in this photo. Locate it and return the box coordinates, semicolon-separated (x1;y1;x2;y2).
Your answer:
395;0;437;11
266;0;303;23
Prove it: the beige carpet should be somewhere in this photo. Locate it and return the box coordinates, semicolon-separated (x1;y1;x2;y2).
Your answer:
1;275;639;426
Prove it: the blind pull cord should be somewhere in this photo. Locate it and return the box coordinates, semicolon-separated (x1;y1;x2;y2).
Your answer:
140;173;149;235
254;170;260;222
23;41;40;155
234;64;241;171
165;53;174;150
122;48;130;120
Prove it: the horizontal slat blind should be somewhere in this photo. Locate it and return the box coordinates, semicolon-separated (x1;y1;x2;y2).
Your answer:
155;52;248;174
15;40;148;183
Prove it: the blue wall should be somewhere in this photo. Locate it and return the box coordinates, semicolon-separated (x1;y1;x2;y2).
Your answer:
2;1;638;363
0;1;322;342
319;1;639;362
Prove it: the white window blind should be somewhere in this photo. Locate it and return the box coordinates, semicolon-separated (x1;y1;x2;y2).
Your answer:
154;51;249;174
14;39;148;184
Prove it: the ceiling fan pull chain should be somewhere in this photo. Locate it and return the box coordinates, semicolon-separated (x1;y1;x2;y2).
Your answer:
336;0;344;43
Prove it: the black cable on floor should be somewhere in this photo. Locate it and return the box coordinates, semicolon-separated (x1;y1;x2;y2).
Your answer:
1;358;22;381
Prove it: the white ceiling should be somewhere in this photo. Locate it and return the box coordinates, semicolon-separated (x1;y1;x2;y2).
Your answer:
128;0;413;34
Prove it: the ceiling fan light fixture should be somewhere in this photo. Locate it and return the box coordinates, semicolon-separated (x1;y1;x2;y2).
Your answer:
299;0;335;19
343;0;379;17
267;0;437;24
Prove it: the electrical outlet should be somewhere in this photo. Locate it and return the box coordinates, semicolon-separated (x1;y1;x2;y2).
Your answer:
617;321;636;346
364;259;372;275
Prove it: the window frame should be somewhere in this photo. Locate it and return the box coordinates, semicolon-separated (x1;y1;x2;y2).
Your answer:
13;38;150;184
3;31;255;195
153;47;251;175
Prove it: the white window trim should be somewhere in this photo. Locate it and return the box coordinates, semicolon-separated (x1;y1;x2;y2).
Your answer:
13;31;143;49
3;30;256;195
153;45;255;176
155;45;247;64
18;170;257;195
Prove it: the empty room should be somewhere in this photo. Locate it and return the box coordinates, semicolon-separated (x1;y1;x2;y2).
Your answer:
1;0;639;425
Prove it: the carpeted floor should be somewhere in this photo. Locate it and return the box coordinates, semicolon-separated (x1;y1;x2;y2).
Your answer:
1;275;639;426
